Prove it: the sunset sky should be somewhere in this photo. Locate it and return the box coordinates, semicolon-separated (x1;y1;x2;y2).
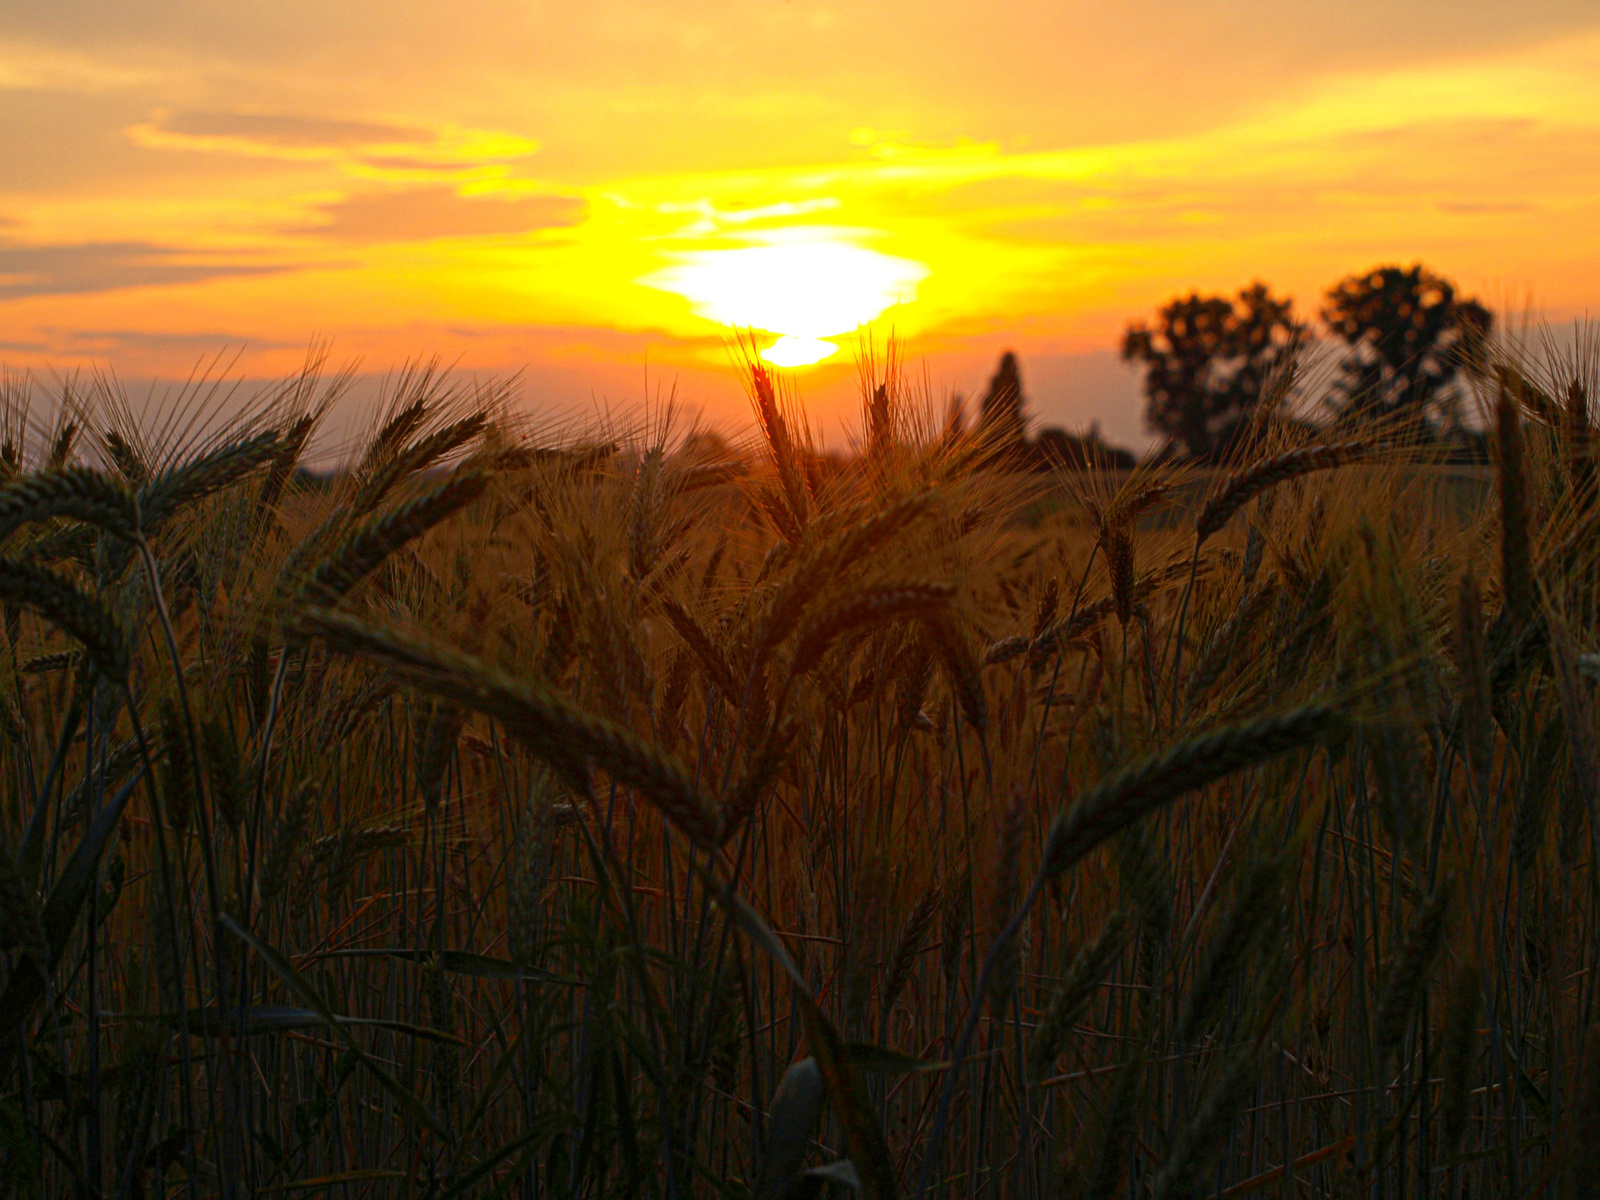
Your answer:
2;1;1598;445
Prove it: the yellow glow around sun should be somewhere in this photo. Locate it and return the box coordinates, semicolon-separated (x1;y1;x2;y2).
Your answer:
642;229;928;366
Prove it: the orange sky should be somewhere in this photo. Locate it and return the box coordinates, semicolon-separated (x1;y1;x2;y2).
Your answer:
3;2;1598;446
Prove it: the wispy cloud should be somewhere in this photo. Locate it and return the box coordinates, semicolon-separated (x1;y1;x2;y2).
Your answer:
127;109;543;182
0;38;156;93
295;186;585;243
0;241;281;298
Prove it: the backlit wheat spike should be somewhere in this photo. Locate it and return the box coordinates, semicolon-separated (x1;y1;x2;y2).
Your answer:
789;583;955;678
0;468;138;544
1176;853;1282;1043
46;420;77;470
61;734;148;830
288;469;489;629
980;634;1033;668
312;824;409;899
0;693;23;746
1031;576;1059;640
1106;476;1173;528
627;447;664;582
359;391;430;473
753;489;936;657
1152;1044;1259;1200
1374;882;1452;1061
1496;376;1534;626
103;431;147;487
941;867;971;996
20;649;79;675
928;610;987;733
1012;596;1118;663
1194;440;1367;546
1042;707;1341;879
352;412;489;517
258;412;316;517
200;714;245;828
414;699;464;814
881;888;939;1019
302;608;724;849
750;362;809;539
1185;578;1278;703
720;720;796;841
0;557;129;679
657;594;741;699
158;698;194;830
508;793;558;964
1014;560;1217;666
137;430;281;533
1029;910;1129;1079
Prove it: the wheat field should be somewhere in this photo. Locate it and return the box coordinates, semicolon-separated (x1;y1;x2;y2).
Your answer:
0;338;1593;1199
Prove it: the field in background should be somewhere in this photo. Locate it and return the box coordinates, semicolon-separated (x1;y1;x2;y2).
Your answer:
0;344;1592;1198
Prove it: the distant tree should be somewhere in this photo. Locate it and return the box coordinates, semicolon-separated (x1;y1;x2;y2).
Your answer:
977;352;1028;459
1321;263;1491;434
1121;282;1303;461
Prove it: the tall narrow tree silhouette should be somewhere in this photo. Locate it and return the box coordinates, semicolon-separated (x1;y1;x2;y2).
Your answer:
977;351;1028;460
1122;282;1303;461
1321;263;1491;434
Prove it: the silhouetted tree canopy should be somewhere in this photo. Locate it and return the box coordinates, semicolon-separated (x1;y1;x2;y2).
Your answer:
1322;263;1491;434
1121;282;1303;461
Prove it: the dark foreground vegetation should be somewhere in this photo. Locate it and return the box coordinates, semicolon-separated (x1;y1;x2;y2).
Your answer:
0;332;1593;1199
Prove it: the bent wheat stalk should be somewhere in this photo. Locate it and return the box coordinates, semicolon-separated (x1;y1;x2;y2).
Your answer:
917;704;1340;1200
1195;441;1368;547
0;468;139;544
302;608;724;849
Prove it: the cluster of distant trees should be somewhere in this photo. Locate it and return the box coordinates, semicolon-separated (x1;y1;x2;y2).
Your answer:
971;261;1492;468
1122;262;1492;461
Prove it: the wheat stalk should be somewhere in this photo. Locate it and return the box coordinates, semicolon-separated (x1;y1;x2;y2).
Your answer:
1194;441;1366;546
302;608;724;849
1042;707;1341;879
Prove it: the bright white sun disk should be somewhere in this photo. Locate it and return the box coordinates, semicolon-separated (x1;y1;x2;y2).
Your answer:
761;336;838;367
644;233;928;366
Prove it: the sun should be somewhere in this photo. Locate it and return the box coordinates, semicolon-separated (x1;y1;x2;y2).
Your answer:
642;228;928;367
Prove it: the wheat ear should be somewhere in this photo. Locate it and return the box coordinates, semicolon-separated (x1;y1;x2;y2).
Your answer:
0;468;139;544
137;430;280;533
1374;882;1452;1061
1028;910;1129;1079
657;595;741;700
287;469;489;630
0;558;128;679
789;583;955;677
302;608;724;849
1042;707;1340;879
754;489;936;658
1195;440;1366;546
